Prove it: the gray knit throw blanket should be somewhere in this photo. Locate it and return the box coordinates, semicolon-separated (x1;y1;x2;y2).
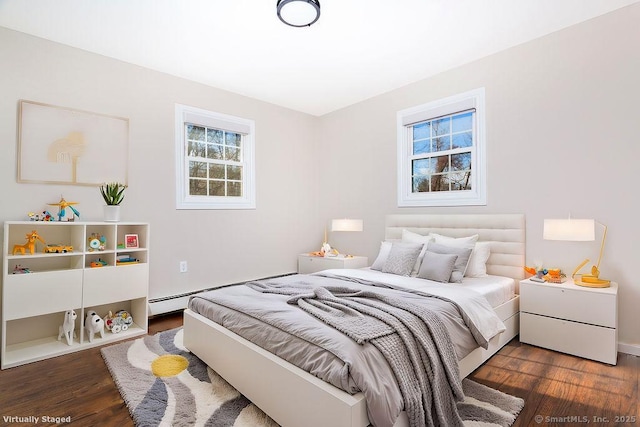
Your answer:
247;280;465;427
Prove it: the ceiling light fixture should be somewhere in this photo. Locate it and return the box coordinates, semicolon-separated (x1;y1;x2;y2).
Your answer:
277;0;321;27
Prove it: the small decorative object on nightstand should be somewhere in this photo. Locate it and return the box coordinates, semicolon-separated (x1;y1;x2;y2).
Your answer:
318;218;364;257
520;278;618;365
298;254;368;274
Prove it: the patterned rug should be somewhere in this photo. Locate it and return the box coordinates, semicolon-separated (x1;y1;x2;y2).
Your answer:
101;328;523;427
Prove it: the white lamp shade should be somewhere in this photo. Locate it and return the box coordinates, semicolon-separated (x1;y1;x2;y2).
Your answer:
543;219;595;241
331;219;363;232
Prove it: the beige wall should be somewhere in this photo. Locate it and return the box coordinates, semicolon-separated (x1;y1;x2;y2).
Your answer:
319;3;640;351
1;2;638;352
0;27;321;301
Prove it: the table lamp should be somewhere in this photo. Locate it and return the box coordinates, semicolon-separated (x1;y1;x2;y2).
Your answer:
543;218;610;288
321;219;363;257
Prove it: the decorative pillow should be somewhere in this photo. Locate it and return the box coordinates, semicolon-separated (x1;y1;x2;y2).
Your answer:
417;251;459;283
426;242;472;283
465;241;491;277
401;229;433;276
370;241;392;271
382;242;424;277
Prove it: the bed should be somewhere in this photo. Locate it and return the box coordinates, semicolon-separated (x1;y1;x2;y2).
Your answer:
183;213;525;427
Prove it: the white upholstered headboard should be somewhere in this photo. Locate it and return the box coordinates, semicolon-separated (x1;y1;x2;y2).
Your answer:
385;214;525;281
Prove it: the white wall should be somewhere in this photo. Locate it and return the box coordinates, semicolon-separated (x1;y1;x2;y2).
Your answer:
319;3;640;351
1;2;638;352
0;27;321;302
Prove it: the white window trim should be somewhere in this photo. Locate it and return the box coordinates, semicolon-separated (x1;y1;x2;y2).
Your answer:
396;88;486;207
175;104;256;210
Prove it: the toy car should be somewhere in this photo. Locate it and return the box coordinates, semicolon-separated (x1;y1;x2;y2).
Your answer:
103;310;133;333
90;259;108;268
44;244;74;253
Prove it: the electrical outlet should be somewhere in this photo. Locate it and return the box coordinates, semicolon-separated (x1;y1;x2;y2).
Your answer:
179;261;188;273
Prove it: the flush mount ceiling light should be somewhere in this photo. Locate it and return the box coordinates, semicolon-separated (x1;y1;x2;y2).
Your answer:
277;0;321;27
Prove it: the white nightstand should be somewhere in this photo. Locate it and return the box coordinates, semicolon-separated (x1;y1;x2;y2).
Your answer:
519;278;618;365
297;254;368;274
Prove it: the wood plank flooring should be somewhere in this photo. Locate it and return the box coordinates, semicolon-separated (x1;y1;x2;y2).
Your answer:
0;312;637;426
468;340;639;426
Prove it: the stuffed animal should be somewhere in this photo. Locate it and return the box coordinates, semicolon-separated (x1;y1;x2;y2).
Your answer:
57;309;77;346
85;310;105;342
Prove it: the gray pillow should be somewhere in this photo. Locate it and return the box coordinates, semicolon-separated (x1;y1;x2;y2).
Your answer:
417;251;459;282
426;242;473;283
382;242;423;276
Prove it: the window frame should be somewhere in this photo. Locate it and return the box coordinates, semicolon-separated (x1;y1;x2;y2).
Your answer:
175;104;256;210
396;88;486;207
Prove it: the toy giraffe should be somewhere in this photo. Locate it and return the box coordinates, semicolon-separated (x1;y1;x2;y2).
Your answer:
12;230;46;255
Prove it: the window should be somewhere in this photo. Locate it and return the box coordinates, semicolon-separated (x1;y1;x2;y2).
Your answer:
397;88;486;207
175;104;255;209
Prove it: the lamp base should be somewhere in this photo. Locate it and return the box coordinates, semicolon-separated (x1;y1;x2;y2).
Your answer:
574;275;611;288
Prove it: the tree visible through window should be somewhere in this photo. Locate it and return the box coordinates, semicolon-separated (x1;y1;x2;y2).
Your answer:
397;88;486;207
411;111;473;193
186;124;243;197
176;104;255;210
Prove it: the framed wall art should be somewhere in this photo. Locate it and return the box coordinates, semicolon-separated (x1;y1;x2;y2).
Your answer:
17;100;129;186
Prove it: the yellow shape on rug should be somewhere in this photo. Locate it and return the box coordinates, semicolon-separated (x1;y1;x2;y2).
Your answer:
151;354;189;377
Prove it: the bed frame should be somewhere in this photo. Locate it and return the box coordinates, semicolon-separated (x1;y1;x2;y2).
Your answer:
183;213;525;427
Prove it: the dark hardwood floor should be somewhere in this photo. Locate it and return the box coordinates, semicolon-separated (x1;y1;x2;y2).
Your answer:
468;341;639;426
0;312;637;426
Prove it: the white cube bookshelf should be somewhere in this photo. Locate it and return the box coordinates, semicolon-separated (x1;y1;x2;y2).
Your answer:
1;221;150;369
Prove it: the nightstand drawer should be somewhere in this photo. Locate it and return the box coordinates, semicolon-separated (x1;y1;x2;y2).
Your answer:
520;312;617;364
520;282;616;328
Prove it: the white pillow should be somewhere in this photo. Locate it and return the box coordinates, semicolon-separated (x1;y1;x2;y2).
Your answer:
401;229;433;276
429;232;479;247
465;241;491;277
370;241;392;271
402;229;431;243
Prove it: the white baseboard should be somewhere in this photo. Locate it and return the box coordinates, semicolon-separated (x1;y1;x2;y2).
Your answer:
148;295;190;317
618;342;640;357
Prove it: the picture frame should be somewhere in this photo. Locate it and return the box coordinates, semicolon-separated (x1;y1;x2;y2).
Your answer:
124;234;139;249
17;100;129;186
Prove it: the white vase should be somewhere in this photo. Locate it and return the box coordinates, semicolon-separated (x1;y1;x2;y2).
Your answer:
103;205;121;222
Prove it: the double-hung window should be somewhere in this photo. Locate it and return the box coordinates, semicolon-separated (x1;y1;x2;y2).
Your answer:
397;88;486;207
175;104;255;209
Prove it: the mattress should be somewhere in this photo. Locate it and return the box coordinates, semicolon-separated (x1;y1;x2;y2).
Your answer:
333;268;516;308
188;270;511;426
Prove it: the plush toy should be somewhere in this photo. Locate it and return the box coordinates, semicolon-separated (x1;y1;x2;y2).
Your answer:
85;310;105;342
57;309;77;346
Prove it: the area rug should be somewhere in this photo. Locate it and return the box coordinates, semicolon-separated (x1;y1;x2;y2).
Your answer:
101;328;523;427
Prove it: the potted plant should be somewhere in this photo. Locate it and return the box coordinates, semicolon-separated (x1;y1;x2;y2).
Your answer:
100;182;127;222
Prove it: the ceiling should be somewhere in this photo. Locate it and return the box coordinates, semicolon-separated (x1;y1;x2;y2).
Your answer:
0;0;637;116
